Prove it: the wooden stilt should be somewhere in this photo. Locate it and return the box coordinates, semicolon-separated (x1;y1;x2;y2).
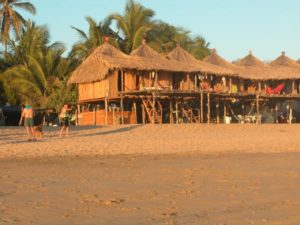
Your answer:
289;100;292;124
216;101;220;124
292;80;295;95
152;92;155;124
207;92;210;124
133;100;137;124
120;70;124;124
256;94;260;124
200;91;203;123
142;102;146;124
258;81;262;93
169;98;173;124
112;107;115;125
93;105;96;125
175;97;179;124
105;97;108;125
224;102;227;124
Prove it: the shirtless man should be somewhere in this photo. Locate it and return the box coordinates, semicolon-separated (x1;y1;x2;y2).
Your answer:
19;102;36;141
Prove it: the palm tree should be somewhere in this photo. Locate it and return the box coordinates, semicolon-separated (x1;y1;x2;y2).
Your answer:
2;22;77;109
71;16;118;60
109;0;155;53
147;22;210;59
0;0;36;50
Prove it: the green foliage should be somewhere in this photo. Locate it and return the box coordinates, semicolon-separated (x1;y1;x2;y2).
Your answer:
1;21;78;109
71;0;210;60
0;0;36;50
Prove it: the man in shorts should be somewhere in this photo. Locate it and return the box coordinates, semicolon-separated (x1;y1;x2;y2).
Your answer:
19;102;36;141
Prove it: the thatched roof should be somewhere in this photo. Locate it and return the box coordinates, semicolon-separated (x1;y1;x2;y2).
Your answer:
69;42;138;84
203;49;236;69
167;45;234;75
130;42;181;72
232;51;279;80
268;52;300;79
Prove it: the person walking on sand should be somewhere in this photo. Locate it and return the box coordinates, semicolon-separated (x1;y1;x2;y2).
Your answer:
59;104;71;137
19;102;36;141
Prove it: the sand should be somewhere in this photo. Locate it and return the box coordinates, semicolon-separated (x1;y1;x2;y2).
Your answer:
1;124;300;158
1;125;300;224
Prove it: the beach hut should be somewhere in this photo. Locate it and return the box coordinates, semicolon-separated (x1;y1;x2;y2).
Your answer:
269;52;300;94
69;40;145;125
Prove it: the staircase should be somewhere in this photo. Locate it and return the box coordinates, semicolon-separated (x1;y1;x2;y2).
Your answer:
179;102;199;123
142;97;163;124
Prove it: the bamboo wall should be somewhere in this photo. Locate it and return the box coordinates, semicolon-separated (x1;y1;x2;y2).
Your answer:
78;79;109;101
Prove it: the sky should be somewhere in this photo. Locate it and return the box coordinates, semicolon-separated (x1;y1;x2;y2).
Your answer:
27;0;300;62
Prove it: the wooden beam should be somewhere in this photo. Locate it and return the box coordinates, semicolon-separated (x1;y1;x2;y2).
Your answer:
207;92;210;124
223;102;227;124
105;97;108;125
121;70;124;124
169;98;173;124
175;97;179;124
133;100;137;124
256;94;260;124
200;91;203;123
152;92;155;124
142;102;146;124
292;80;296;95
216;102;220;124
93;105;96;125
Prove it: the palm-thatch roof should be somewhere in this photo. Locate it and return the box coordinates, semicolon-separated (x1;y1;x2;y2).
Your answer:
69;42;138;84
130;42;181;72
232;51;278;80
269;52;300;79
167;45;234;75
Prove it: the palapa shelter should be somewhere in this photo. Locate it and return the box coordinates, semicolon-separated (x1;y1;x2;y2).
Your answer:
129;41;181;91
167;45;234;92
69;40;300;125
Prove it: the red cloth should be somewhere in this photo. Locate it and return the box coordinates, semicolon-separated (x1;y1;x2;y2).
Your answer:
266;83;284;94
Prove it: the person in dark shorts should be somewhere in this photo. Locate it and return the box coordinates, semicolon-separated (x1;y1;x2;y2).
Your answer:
19;102;36;141
59;104;71;137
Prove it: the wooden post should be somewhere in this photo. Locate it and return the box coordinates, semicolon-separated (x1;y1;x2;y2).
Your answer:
169;98;173;124
258;81;262;93
120;70;124;124
133;100;137;124
152;92;155;124
224;102;227;124
292;80;295;95
289;100;292;124
93;105;96;125
76;104;80;125
142;103;146;124
112;107;115;125
200;91;203;123
229;78;232;93
154;71;158;89
105;97;108;125
175;97;179;124
207;93;210;124
216;101;220;124
256;94;260;124
194;75;197;91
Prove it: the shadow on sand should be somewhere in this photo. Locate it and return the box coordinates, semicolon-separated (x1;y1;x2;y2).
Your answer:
3;125;144;144
74;124;144;137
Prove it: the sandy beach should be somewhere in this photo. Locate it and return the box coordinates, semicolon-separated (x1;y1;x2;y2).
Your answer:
1;125;300;224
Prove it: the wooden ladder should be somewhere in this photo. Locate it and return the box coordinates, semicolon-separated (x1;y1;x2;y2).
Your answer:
142;97;162;124
180;102;199;123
